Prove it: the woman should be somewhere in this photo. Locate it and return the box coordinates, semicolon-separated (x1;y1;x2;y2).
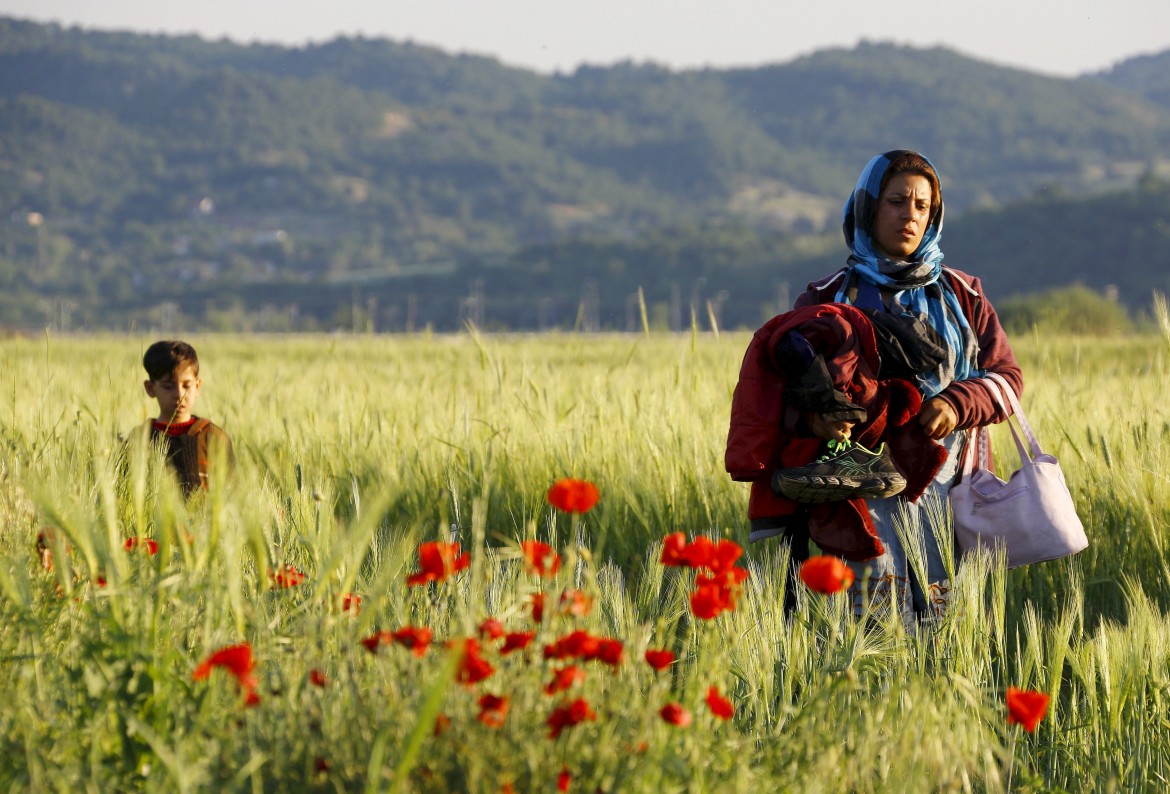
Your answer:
726;150;1021;623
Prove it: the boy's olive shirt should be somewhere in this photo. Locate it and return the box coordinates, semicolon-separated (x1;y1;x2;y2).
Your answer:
126;417;235;496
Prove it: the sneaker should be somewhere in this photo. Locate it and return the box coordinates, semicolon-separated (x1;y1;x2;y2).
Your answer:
772;439;906;503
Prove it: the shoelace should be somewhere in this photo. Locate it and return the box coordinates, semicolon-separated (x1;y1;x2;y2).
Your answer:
817;438;852;462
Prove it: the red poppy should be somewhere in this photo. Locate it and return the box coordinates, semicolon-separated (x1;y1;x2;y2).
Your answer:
531;592;547;623
500;783;516;794
679;536;716;569
690;567;749;620
123;537;159;555
391;626;433;657
696;566;750;591
309;668;328;688
544;630;601;661
660;532;688;566
594;638;624;667
660;534;743;574
314;757;331;773
269;564;306;589
433;713;451;736
558;589;593;617
705;686;734;720
193;643;256;685
360;631;391;654
476;693;510;728
340;592;362;614
659;702;692;727
543;630;624;668
478;617;506;641
193;643;259;703
708;539;744;575
799;556;855;595
451;637;495;685
557;766;572;792
406;541;470;587
544;665;586;695
690;582;734;620
521;540;562;577
546;479;600;514
547;697;597;739
644;649;676;671
1006;687;1050;732
501;631;536;654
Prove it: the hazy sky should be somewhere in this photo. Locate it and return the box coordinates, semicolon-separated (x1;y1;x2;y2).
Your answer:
3;0;1169;77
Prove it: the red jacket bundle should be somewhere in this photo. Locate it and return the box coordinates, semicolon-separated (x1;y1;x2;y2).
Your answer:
725;268;1022;561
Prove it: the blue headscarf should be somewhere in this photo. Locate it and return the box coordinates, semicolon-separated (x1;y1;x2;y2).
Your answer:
835;150;982;397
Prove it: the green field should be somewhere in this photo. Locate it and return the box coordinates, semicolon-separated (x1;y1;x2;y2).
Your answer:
1;328;1169;792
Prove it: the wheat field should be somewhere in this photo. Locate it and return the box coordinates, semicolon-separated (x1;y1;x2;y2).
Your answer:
1;327;1168;792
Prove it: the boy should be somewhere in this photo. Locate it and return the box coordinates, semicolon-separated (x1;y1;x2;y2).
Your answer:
140;340;234;495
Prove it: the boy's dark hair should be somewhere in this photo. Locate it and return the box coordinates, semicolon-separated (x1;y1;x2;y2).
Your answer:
143;340;200;381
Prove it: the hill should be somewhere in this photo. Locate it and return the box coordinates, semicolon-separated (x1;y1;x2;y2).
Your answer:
1093;50;1170;110
944;174;1170;305
1;16;1169;331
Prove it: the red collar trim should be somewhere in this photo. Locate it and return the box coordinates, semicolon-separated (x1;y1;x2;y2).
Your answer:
152;418;197;436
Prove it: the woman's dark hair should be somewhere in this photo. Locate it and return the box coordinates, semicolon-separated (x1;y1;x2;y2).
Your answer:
879;151;942;224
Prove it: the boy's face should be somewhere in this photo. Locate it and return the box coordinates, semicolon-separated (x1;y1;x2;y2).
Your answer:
144;365;201;423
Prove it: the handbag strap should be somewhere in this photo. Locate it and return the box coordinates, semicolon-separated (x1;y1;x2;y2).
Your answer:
959;424;986;477
959;373;1039;477
983;372;1045;463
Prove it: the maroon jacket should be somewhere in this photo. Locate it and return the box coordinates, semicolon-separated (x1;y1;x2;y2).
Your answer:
725;267;1022;561
795;267;1023;428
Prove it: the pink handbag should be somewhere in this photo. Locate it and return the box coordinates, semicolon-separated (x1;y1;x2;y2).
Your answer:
951;372;1088;569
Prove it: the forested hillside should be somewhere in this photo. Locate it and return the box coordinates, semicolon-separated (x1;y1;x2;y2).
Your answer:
1094;50;1170;109
1;16;1168;331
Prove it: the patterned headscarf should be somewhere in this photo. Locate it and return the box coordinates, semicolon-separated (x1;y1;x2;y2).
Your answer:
835;150;982;397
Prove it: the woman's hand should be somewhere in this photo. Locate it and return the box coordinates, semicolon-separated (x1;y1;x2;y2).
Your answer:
809;414;855;442
918;397;958;440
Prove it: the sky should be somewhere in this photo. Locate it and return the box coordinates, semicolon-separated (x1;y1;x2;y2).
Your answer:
2;0;1169;78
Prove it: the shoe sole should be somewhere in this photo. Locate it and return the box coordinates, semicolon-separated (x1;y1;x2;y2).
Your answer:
775;474;907;504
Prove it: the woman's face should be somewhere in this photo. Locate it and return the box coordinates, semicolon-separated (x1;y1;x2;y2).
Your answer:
871;173;934;259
